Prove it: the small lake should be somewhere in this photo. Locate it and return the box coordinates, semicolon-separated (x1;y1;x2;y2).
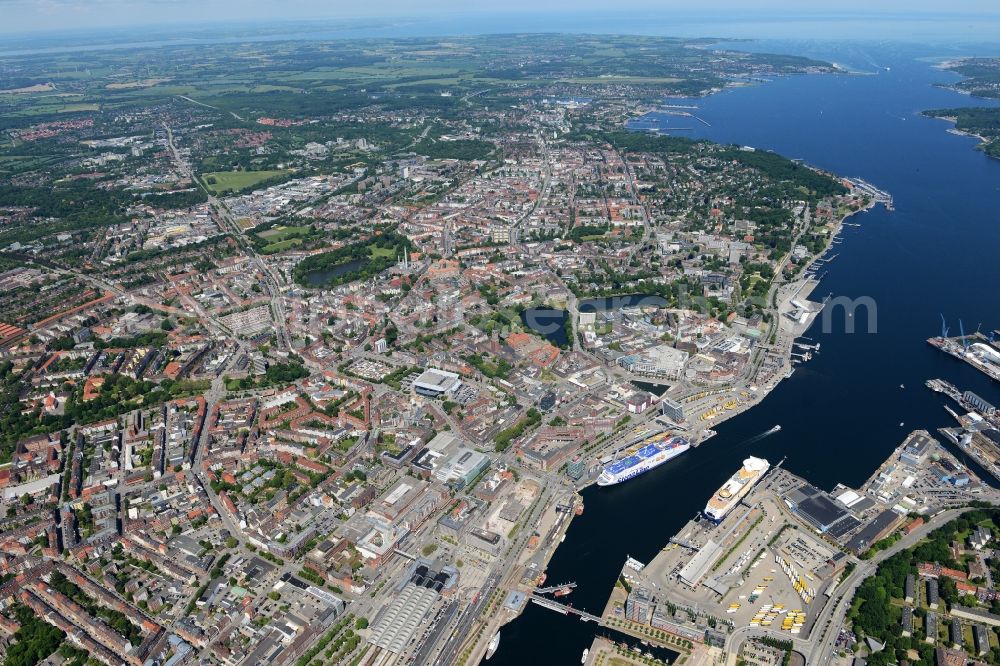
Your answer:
301;259;365;286
579;293;668;312
631;380;671;396
521;308;569;347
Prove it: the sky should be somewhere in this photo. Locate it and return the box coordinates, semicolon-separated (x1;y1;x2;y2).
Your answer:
3;0;1000;37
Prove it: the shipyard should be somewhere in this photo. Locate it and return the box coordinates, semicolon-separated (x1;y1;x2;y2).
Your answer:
929;376;1000;485
928;319;1000;384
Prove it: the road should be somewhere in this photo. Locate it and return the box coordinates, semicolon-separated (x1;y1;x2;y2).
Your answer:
510;131;552;242
163;124;292;351
807;506;968;664
614;145;654;265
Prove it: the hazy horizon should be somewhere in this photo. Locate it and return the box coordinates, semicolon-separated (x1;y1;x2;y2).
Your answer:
4;1;1000;40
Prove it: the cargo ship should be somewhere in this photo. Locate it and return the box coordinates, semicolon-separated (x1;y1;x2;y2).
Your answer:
703;456;770;522
597;434;690;486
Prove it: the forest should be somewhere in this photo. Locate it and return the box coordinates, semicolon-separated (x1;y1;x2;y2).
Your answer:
925;107;1000;159
717;147;848;199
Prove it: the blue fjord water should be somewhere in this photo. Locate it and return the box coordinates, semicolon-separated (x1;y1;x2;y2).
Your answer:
488;41;1000;665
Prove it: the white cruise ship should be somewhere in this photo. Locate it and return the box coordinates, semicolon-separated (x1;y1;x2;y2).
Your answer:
597;434;690;486
703;456;770;522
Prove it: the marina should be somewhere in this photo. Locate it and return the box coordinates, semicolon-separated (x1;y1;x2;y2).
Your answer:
845;176;895;210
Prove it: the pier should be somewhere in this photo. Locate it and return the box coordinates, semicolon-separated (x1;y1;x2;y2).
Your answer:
529;594;603;622
926;378;997;423
535;581;578;594
926;378;962;403
656;109;712;127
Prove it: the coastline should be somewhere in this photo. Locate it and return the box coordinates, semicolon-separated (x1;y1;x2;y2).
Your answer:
925;113;993;147
924;58;1000;159
470;43;1000;666
474;195;881;662
571;193;878;486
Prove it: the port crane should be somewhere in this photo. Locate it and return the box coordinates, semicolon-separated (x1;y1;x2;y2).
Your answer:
940;313;949;339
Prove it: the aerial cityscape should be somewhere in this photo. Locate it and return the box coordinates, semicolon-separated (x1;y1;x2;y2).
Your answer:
2;3;1000;666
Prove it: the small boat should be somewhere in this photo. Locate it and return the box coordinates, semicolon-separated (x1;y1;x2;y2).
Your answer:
899;422;905;427
900;384;905;389
486;632;500;660
581;648;589;664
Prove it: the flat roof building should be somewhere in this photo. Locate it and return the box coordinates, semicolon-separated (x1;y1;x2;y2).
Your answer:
617;345;688;380
412;368;462;397
660;396;685;423
900;431;934;467
846;510;904;555
949;617;962;649
678;539;721;589
433;448;489;488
